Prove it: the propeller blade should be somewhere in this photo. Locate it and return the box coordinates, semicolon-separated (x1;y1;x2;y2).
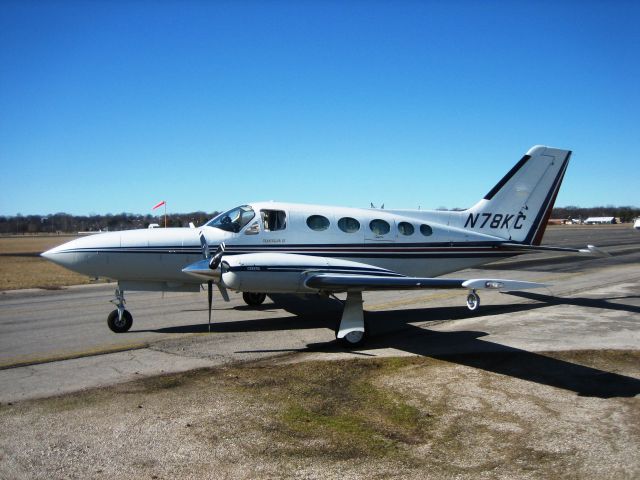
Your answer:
209;242;226;270
217;282;230;302
199;231;210;259
207;280;213;332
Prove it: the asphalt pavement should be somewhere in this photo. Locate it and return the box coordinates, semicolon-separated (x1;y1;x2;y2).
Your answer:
1;224;639;402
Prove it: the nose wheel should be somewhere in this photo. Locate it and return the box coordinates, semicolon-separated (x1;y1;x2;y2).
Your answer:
107;309;133;333
107;287;133;333
466;290;480;311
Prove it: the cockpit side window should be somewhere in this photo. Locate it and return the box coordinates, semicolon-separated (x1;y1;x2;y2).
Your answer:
205;205;255;233
261;210;287;231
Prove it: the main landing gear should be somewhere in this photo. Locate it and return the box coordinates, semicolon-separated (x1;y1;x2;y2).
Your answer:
107;287;133;333
332;288;482;349
242;292;267;306
466;289;481;311
335;291;368;348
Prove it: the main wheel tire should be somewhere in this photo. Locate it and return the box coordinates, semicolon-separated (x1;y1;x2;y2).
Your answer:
466;292;480;311
337;330;367;348
242;292;267;306
107;309;133;333
335;319;368;348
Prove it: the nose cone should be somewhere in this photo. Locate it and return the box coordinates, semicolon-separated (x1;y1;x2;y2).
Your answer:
41;239;79;268
41;232;121;274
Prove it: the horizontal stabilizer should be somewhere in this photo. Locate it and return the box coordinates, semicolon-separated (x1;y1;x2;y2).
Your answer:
501;242;610;257
578;245;611;257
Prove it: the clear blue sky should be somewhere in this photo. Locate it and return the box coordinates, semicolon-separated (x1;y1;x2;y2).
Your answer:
1;1;638;216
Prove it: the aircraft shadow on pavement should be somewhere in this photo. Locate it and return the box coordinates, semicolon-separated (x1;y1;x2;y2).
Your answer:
134;297;640;399
132;300;544;336
285;298;640;399
505;291;640;315
359;323;640;399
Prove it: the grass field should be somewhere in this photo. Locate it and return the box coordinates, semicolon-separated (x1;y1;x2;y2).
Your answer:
2;352;638;478
0;236;99;290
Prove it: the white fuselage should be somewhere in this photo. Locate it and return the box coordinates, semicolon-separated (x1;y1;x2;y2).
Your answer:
43;201;522;291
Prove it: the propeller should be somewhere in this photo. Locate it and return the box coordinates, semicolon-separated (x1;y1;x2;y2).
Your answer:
210;242;230;301
209;242;226;270
198;232;229;332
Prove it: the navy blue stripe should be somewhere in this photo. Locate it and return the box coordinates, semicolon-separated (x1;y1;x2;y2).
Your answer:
54;248;520;260
227;265;404;276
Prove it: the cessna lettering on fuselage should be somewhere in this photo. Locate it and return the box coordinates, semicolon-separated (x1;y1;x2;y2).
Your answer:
464;213;526;229
42;145;607;347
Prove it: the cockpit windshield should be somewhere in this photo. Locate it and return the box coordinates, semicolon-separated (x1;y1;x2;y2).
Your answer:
204;205;255;233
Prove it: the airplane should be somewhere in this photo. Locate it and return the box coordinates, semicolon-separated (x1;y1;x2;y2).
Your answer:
42;145;607;347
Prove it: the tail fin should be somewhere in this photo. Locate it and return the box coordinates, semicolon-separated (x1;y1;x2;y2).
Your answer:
462;145;571;245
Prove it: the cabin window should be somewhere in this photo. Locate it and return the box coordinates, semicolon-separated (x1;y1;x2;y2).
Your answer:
369;219;390;236
398;222;414;236
338;217;360;233
306;215;330;231
420;224;433;236
261;210;287;231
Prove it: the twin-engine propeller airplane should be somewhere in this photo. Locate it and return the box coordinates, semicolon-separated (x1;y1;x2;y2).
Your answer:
43;145;607;346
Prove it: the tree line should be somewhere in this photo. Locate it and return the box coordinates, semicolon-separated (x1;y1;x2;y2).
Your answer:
552;206;640;223
1;206;638;235
0;211;219;235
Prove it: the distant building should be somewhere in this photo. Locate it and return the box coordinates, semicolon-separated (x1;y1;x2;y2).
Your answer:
584;217;616;225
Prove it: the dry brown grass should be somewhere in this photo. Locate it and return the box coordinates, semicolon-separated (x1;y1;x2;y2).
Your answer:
0;235;96;290
0;235;78;255
1;352;638;479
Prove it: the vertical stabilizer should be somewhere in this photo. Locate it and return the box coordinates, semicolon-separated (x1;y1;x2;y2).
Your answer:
461;146;571;245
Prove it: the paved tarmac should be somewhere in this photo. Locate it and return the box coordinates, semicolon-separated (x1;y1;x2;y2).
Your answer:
1;225;639;402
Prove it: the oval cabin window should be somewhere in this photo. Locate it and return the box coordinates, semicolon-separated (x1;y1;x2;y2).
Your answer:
338;217;360;233
306;215;330;231
420;224;433;236
369;219;390;236
398;222;414;236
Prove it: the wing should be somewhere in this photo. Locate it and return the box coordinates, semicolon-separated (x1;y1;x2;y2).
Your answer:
183;252;546;293
305;273;546;292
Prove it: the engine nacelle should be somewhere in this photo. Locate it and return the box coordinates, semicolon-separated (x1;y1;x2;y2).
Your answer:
220;253;391;294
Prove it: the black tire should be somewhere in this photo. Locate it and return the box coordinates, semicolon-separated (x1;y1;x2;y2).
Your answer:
335;319;368;348
107;309;133;333
242;292;267;306
466;292;480;311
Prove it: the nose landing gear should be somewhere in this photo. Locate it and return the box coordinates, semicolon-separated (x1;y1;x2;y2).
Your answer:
107;286;133;333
